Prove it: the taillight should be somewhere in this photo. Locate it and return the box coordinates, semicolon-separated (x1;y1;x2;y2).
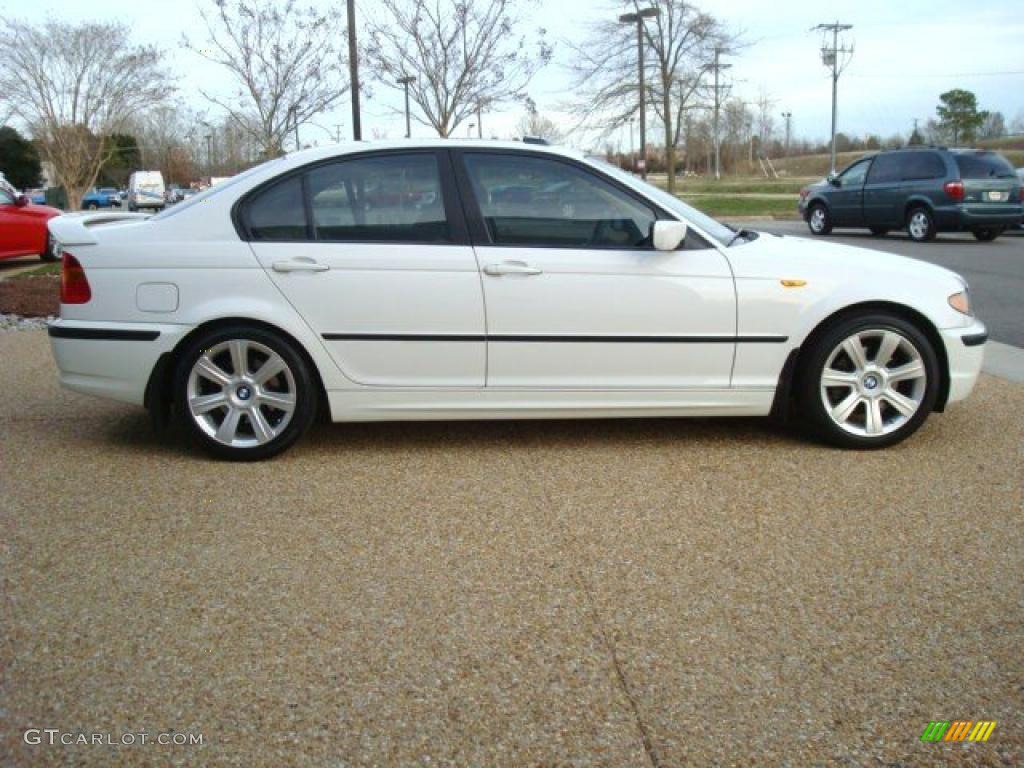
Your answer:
944;180;965;201
799;187;810;200
60;253;91;304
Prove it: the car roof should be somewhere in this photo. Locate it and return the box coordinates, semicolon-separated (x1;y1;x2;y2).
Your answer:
279;138;585;168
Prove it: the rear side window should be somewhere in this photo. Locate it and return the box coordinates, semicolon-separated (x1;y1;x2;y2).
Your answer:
955;153;1016;179
244;176;307;241
463;153;656;248
900;152;946;181
307;154;449;242
865;154;903;184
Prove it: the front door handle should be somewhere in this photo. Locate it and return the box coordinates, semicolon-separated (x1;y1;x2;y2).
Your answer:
483;261;542;277
272;259;330;273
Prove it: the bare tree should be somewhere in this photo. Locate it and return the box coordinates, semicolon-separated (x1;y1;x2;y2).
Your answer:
184;0;349;158
0;19;173;210
365;0;550;138
754;87;776;156
515;98;566;143
567;1;732;192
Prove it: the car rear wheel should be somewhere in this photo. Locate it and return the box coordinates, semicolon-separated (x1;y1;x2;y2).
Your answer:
807;203;832;235
174;325;318;460
906;207;936;242
798;313;940;449
972;227;1002;242
869;227;889;237
85;202;99;210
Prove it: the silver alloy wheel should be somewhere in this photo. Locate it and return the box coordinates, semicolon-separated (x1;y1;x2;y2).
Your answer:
187;339;297;448
809;207;827;233
819;329;927;437
908;210;930;240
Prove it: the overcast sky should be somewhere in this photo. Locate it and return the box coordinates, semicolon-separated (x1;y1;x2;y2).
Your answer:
3;0;1022;150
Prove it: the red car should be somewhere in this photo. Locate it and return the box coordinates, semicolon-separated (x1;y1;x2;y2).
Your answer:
0;182;61;261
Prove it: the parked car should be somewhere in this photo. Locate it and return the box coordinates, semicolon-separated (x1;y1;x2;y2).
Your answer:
81;187;121;210
47;140;987;460
799;147;1023;242
127;170;166;212
0;176;61;261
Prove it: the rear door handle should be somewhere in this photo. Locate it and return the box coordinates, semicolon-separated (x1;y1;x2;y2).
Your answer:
272;259;330;273
483;261;542;277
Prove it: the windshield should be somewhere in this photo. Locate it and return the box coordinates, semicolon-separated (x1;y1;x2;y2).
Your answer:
592;161;736;244
150;157;286;221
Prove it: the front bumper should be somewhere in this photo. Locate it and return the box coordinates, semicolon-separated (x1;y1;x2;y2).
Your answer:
48;320;193;405
940;319;987;405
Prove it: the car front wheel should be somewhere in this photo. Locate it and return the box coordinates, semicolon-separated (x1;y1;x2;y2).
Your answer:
807;203;832;236
798;313;940;449
174;325;318;460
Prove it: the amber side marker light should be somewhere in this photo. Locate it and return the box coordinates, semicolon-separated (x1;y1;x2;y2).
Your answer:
60;252;92;304
781;279;807;288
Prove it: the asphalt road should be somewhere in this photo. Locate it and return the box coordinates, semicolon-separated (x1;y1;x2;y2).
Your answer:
749;221;1024;348
2;330;1023;767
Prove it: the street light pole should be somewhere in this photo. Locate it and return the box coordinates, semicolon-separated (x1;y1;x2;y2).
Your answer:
781;111;793;156
398;76;415;138
619;7;659;180
347;0;362;140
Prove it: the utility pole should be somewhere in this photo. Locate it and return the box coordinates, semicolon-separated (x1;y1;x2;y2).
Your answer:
813;21;854;175
781;111;793;156
619;7;659;180
476;104;483;138
711;46;732;180
628;117;635;162
334;124;344;143
347;0;362;140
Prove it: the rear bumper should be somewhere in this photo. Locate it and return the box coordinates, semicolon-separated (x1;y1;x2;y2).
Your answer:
936;204;1023;230
48;320;193;405
940;320;987;405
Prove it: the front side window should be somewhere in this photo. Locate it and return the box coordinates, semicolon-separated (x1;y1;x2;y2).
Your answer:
839;160;871;187
307;154;449;242
463;153;656;248
0;189;13;206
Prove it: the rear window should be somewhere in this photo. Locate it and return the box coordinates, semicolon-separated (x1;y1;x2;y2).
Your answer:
955;153;1015;180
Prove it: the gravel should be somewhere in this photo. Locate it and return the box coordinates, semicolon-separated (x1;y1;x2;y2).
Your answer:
0;313;54;332
1;329;1022;767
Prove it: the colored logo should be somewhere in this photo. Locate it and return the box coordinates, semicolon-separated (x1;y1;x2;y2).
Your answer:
921;721;996;742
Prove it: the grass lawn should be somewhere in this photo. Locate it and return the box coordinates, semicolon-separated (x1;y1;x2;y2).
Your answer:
678;194;800;219
10;262;61;278
654;177;812;195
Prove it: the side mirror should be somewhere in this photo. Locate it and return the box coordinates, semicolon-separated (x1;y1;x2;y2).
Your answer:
827;174;840;187
652;220;688;252
14;194;30;207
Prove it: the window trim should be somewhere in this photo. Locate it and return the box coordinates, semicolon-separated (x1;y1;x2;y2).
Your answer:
451;148;677;251
231;148;470;246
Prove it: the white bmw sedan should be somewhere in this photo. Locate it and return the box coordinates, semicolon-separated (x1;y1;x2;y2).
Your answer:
48;140;987;460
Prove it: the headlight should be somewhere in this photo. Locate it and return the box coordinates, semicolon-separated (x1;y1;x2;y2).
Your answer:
948;290;971;316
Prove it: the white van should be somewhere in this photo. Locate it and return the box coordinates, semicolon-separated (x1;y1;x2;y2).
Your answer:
127;171;166;212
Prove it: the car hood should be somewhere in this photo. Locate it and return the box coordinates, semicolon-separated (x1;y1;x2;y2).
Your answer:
729;232;965;288
23;202;63;218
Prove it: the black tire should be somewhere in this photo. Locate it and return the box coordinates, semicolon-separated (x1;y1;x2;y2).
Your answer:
869;227;889;237
85;202;99;210
807;203;832;236
173;324;318;460
797;312;940;449
39;233;58;262
906;206;936;242
972;227;1002;242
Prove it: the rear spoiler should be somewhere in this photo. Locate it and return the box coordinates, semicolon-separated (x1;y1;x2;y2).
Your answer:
48;211;151;246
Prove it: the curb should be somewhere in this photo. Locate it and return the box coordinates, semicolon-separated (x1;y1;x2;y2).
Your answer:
983;341;1024;384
